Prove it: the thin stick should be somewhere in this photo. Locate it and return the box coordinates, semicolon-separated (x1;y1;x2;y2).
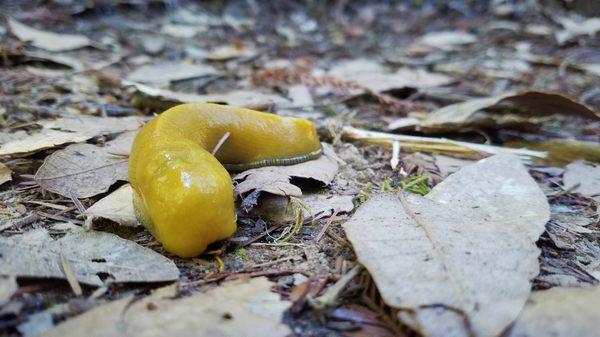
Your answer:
248;256;298;269
60;253;83;296
69;190;87;214
211;131;231;156
311;264;363;309
315;209;340;242
391;140;401;170
343;126;547;160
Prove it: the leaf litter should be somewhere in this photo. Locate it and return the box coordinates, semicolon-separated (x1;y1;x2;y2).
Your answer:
0;224;179;286
343;155;550;337
42;277;291;337
1;2;600;337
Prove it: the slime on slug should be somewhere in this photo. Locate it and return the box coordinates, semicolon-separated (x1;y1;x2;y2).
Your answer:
128;103;321;257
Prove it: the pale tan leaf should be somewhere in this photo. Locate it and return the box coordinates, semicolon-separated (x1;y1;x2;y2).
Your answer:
207;44;258;60
0;276;17;306
0;163;12;186
250;193;354;223
508;286;600;337
0;226;179;286
125;80;291;110
388;91;599;133
8;17;91;52
328;59;453;93
433;155;474;178
43;277;291;337
343;155;550;337
34;132;136;198
85;184;138;227
127;62;218;84
234;143;338;197
563;161;600;197
419;31;477;50
0;116;145;156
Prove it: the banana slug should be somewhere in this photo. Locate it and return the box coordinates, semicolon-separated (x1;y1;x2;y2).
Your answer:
128;103;321;257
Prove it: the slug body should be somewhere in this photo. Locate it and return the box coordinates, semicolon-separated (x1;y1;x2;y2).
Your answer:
129;103;321;257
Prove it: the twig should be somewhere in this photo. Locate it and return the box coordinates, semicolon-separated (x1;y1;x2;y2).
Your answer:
37;211;84;225
211;131;231;156
59;253;83;296
0;213;39;232
248;256;299;269
69;190;87;214
342;126;547;160
315;209;340;242
204;268;312;283
311;264;363;309
391;140;401;169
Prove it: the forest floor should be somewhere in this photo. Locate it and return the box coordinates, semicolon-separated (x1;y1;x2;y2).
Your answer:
0;1;599;337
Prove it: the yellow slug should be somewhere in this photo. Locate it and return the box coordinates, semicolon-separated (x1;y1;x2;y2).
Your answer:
128;103;321;257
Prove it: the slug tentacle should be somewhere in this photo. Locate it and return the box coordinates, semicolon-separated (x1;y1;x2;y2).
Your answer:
129;103;321;257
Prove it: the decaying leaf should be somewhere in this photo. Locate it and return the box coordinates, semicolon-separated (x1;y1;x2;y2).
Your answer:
555;16;600;45
563;161;600;197
234;143;339;197
8;17;91;52
249;193;354;223
207;44;259;60
343;155;550;337
126;81;291;111
433;155;474;178
419;30;477;50
0;163;12;186
126;62;218;85
85;184;138;227
0;276;17;306
328;59;453;93
0;116;145;156
388;91;599;133
508;286;600;337
0;226;179;286
43;277;291;337
17;311;53;337
35;131;136;198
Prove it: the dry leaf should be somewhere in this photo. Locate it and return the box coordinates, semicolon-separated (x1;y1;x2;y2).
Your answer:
35;132;136;198
85;184;138;226
126;62;218;85
0;226;179;286
419;31;477;50
328;59;453;93
234;143;339;197
249;193;354;223
0;163;12;186
388;91;599;133
0;116;145;156
207;44;258;60
0;276;17;306
555;16;600;45
17;311;53;337
433;155;474;178
22;50;85;71
343;155;549;337
508;286;600;337
43;277;291;337
563;161;600;197
8;17;91;52
126;81;291;110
